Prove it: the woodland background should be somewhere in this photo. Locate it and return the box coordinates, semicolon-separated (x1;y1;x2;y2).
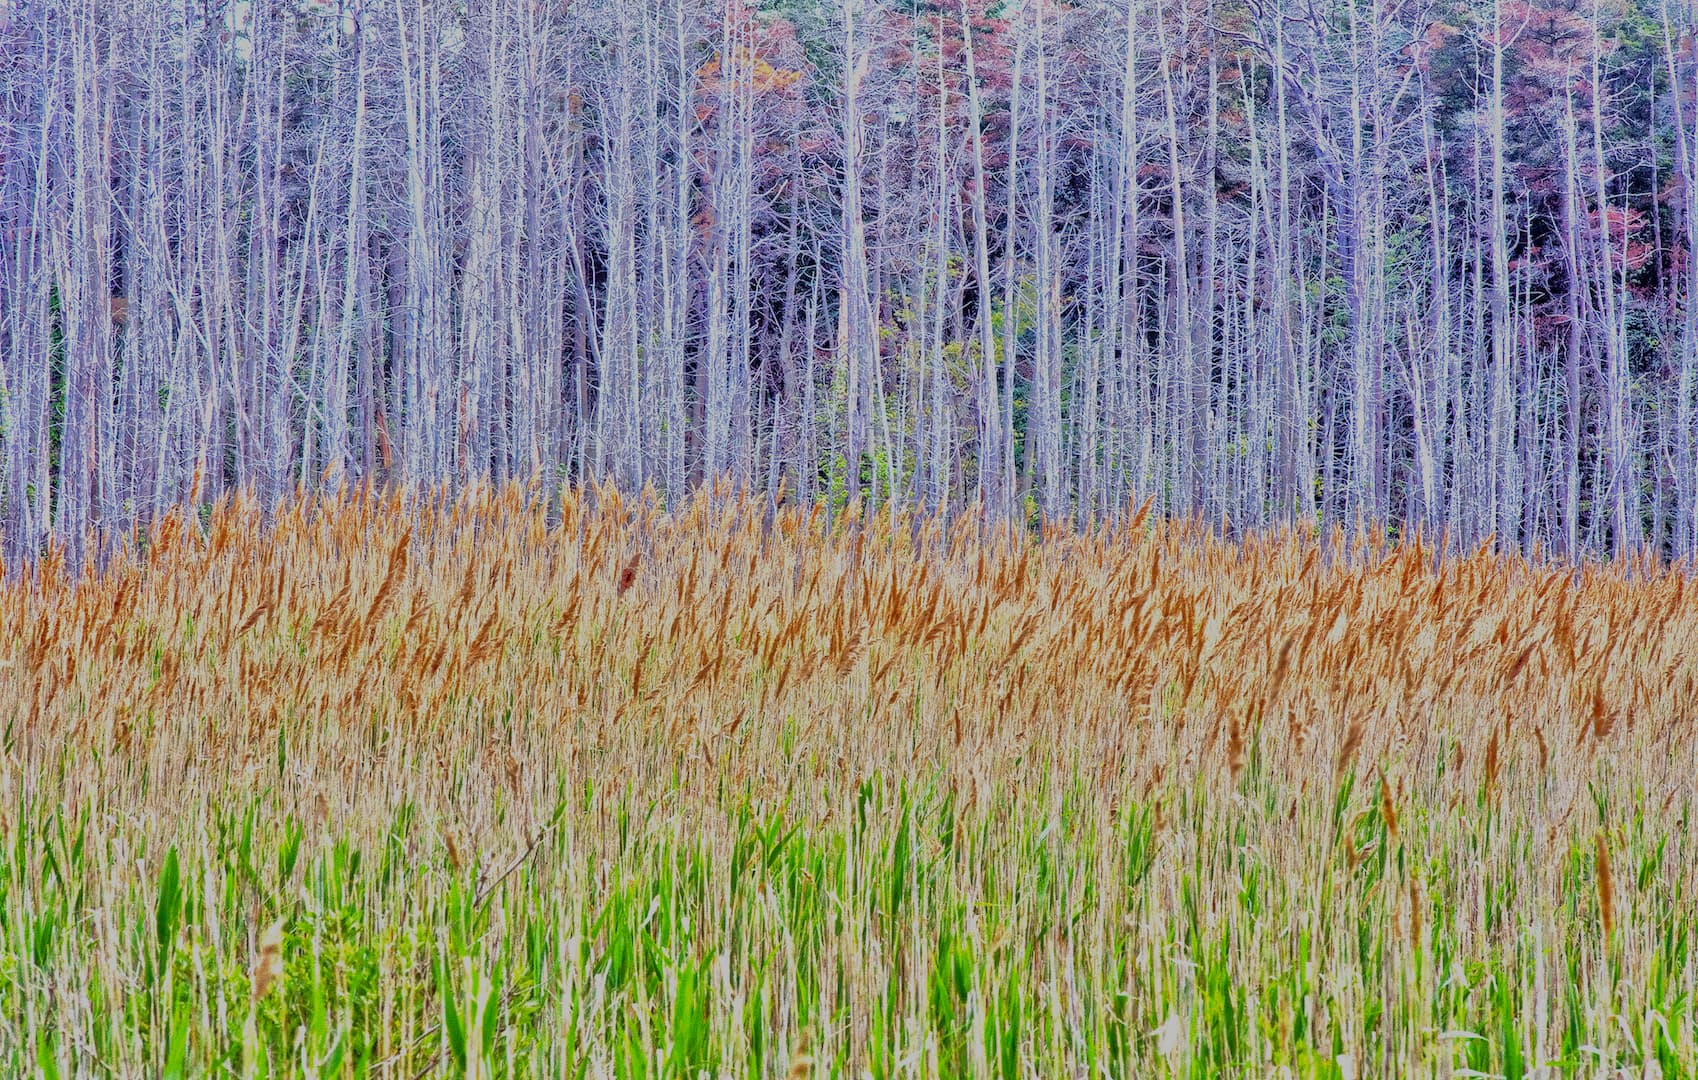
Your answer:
5;0;1698;561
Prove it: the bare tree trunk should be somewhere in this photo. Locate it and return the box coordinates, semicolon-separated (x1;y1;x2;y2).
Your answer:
961;6;1003;515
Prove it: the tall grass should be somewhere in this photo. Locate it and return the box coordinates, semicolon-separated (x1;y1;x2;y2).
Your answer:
0;482;1694;1076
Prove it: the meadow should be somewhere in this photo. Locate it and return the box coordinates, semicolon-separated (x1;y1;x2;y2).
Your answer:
0;482;1693;1077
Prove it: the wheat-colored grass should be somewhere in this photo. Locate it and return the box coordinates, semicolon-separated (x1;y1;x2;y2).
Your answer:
0;480;1693;1076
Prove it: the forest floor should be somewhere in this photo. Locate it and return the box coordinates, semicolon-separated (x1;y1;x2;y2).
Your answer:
0;484;1692;1077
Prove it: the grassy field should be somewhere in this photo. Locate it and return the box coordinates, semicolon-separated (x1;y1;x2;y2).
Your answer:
0;483;1693;1077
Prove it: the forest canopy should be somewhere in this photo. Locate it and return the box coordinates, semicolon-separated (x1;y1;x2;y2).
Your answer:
3;0;1697;560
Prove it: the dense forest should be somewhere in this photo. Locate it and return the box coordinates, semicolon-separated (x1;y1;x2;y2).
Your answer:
4;0;1698;561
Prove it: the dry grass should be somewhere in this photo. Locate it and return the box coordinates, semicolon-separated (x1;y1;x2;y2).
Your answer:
0;480;1694;1076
